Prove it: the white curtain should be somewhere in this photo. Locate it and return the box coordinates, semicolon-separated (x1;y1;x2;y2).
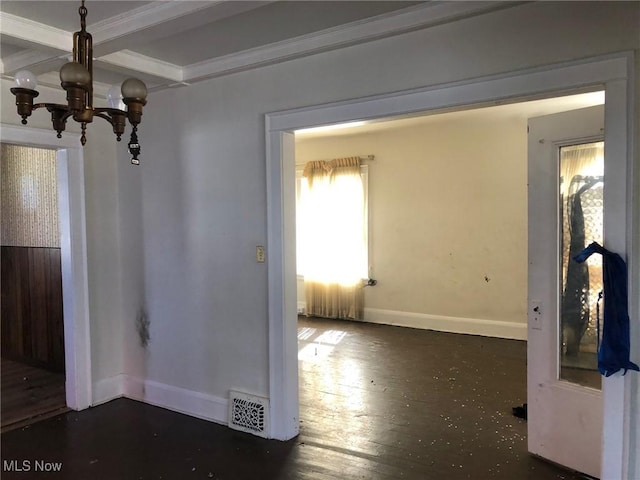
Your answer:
298;157;366;319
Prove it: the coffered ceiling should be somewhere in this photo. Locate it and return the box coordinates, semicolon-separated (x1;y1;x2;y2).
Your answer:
0;1;519;97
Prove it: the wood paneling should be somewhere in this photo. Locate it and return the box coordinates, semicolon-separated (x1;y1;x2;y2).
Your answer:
1;246;64;372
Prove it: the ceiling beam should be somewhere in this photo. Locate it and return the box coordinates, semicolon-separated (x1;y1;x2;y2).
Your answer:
95;51;183;84
90;1;274;57
1;1;272;80
0;12;70;53
183;1;525;83
1;1;526;91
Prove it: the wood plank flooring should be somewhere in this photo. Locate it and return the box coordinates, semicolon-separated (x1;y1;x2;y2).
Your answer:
0;317;590;479
296;317;587;480
1;358;67;433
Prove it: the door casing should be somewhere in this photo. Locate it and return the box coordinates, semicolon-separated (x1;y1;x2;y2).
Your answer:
1;124;92;411
265;53;636;478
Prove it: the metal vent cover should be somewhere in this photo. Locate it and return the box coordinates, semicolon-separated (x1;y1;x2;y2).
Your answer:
228;391;269;438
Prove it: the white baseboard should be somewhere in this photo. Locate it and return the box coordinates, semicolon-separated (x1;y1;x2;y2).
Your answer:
363;308;527;340
92;374;126;406
90;308;523;429
92;375;230;426
123;376;228;425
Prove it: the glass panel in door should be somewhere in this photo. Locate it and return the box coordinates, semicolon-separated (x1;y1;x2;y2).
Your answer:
559;141;604;389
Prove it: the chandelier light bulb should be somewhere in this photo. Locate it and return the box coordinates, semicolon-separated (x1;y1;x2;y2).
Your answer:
14;70;38;90
9;2;146;161
59;62;91;86
121;78;148;101
106;84;125;110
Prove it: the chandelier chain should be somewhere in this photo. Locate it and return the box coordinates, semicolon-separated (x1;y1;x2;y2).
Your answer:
79;1;87;31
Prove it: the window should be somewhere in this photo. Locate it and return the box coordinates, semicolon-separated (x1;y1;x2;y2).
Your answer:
295;164;369;283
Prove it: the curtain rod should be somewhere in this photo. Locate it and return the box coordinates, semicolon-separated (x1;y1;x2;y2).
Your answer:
311;155;374;161
320;155;374;161
297;155;375;166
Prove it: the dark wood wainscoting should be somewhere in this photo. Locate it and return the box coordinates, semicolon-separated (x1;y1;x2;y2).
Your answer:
1;246;64;372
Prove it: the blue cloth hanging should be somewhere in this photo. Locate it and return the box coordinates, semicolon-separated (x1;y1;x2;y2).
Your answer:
574;242;639;377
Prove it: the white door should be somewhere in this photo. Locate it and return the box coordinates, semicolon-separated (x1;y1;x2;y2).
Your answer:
527;105;605;478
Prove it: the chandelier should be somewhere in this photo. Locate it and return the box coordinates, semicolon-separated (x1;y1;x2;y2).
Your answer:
10;1;148;164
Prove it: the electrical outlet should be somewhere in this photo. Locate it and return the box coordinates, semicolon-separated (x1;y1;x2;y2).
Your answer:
530;300;542;330
256;246;265;263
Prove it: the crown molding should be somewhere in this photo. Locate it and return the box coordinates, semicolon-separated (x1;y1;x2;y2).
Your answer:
182;1;523;83
1;1;526;91
0;1;268;84
0;12;71;54
89;0;215;39
89;1;218;55
96;50;183;83
90;1;274;57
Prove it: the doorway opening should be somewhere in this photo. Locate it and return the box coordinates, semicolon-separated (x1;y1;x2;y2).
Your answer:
0;124;93;429
1;143;67;431
291;92;604;478
266;54;634;479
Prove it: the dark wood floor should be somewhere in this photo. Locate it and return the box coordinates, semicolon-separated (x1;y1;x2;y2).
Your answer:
0;317;589;479
1;358;67;433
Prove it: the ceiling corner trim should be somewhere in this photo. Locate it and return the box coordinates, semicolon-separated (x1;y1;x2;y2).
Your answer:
89;1;219;46
181;1;523;84
0;12;71;53
97;51;184;83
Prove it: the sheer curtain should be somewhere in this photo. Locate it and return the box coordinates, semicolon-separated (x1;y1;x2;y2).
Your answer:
298;157;366;319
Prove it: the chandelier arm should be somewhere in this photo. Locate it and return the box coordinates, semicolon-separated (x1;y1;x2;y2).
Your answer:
94;108;127;141
33;103;68;111
9;1;146;156
93;107;125;115
39;104;73;138
32;103;72;120
93;112;112;122
45;106;73;118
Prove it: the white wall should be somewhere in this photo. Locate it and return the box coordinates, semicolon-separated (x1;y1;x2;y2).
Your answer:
295;113;527;337
131;0;639;471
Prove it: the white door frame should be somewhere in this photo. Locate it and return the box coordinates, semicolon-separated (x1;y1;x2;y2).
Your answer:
1;124;92;411
265;53;636;478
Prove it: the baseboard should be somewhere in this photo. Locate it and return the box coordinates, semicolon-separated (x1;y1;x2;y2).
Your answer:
363;308;527;340
92;374;126;406
92;374;231;426
123;376;228;425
